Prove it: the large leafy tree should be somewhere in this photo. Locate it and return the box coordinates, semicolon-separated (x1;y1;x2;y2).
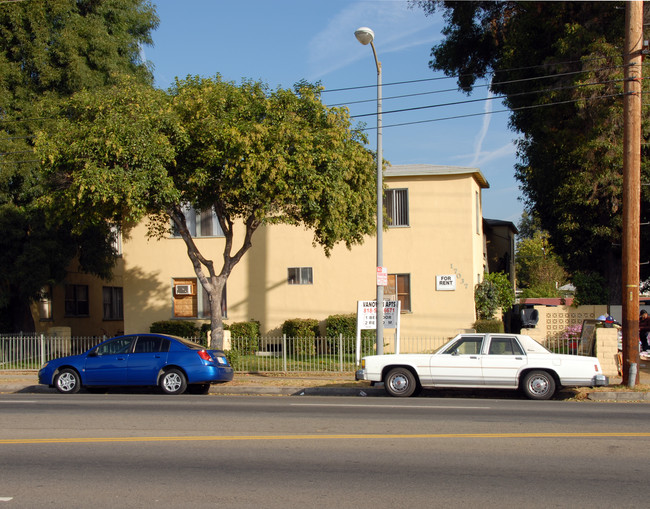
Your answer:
0;0;158;331
37;75;378;348
412;1;650;302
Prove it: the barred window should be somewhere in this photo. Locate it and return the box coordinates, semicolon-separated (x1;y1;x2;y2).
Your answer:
385;189;409;227
288;267;313;285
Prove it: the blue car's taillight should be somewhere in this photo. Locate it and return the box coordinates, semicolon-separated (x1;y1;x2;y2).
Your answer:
197;350;212;361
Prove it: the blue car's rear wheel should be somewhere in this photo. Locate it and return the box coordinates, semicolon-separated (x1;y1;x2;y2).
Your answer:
160;368;187;395
54;368;81;394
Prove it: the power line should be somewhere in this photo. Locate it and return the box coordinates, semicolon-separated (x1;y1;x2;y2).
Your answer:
359;90;631;131
349;78;626;118
323;58;634;94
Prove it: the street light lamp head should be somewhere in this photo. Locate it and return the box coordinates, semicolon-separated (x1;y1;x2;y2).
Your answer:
355;27;375;45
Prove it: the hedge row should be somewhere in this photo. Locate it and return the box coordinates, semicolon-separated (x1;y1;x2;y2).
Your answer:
149;314;376;355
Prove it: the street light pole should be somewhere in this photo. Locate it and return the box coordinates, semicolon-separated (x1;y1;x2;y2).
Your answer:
355;26;384;355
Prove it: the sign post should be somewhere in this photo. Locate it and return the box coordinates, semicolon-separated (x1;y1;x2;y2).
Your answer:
356;300;401;365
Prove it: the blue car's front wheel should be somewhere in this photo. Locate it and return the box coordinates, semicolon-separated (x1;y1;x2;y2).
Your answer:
54;368;81;394
160;368;187;395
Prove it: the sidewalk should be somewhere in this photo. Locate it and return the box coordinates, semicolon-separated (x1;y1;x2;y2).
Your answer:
1;369;649;400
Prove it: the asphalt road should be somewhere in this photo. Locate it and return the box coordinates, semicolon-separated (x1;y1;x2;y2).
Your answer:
1;394;649;508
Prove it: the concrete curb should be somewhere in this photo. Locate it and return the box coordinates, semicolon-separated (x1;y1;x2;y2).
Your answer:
1;380;649;400
587;391;650;401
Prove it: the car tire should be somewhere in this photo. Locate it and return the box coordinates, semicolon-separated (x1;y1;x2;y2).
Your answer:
160;368;187;395
188;383;210;395
522;370;556;400
384;367;418;397
54;368;81;394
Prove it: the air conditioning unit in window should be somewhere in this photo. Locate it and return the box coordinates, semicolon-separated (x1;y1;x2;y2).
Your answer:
174;284;194;296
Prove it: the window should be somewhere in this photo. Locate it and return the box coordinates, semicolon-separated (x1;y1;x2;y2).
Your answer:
94;336;134;356
133;336;170;354
288;267;313;285
103;287;124;320
172;278;227;319
385;189;409;227
445;337;483;355
488;337;524;356
172;205;224;238
385;274;411;312
110;225;122;256
475;191;480;235
65;285;89;316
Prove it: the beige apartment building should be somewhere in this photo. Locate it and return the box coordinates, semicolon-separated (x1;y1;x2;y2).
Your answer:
118;164;514;340
29;164;516;340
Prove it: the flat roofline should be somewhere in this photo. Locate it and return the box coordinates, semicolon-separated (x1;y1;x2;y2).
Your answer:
385;164;489;189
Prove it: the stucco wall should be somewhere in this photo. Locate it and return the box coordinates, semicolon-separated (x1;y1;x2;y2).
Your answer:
122;171;488;339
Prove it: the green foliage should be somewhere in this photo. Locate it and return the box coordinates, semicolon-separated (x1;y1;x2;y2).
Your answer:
0;0;159;331
413;1;649;300
227;320;261;355
325;313;374;354
473;320;505;334
282;318;320;356
149;320;199;338
475;272;515;320
38;74;378;347
223;348;242;371
516;229;567;294
573;272;608;306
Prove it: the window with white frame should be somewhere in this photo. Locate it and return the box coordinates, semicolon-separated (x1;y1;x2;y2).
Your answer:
385;189;409;227
288;267;313;285
171;205;224;238
110;224;122;255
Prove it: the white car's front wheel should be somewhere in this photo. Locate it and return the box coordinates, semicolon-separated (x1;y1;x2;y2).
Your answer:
384;367;417;397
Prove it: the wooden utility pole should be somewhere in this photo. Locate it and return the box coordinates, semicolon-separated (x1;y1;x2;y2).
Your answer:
622;0;643;386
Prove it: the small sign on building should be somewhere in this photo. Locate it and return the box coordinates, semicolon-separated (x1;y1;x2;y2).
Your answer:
436;274;456;291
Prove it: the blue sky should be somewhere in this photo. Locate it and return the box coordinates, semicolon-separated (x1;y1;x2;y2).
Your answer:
146;0;523;223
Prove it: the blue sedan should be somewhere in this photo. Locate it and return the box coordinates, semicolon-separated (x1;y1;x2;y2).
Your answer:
38;334;234;395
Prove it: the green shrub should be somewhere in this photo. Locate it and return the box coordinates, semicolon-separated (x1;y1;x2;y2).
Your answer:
473;319;504;333
224;349;242;370
475;272;515;320
150;320;199;338
282;318;320;355
227;320;260;354
325;313;374;354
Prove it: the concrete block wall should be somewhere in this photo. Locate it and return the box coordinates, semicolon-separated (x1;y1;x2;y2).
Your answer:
595;327;619;377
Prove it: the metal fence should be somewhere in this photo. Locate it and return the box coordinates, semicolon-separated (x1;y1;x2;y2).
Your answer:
0;332;595;373
0;334;105;370
227;335;449;372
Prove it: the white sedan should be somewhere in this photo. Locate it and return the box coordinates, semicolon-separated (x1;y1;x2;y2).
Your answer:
355;333;609;399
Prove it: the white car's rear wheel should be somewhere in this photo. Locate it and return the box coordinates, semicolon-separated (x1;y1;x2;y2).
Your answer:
384;367;417;397
522;370;556;400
